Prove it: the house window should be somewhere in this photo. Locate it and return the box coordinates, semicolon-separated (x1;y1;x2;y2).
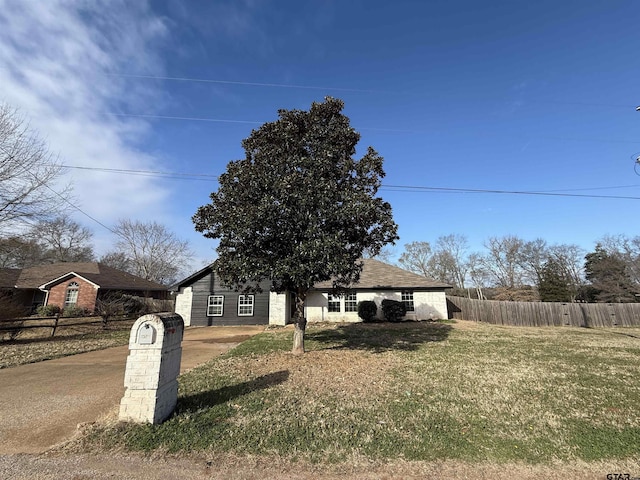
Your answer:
238;295;254;316
328;294;341;312
64;282;79;307
345;292;358;312
207;295;224;316
401;291;415;312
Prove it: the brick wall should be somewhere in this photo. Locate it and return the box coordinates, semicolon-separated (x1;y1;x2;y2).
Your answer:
47;276;98;312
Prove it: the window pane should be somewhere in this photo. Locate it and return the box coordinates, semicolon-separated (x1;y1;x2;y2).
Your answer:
345;292;358;312
327;294;341;313
65;282;79;307
238;295;254;316
207;295;224;316
401;291;415;312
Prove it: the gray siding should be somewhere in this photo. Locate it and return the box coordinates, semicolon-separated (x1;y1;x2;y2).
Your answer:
186;270;270;326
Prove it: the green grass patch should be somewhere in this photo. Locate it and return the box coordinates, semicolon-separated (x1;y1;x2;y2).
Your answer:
82;322;640;464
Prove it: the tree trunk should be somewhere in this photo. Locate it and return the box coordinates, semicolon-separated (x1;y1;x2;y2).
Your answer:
292;289;307;355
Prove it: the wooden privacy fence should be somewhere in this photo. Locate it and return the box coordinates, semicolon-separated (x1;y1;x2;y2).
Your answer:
447;296;640;327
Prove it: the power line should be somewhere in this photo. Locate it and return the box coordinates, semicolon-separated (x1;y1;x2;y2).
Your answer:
105;113;263;125
380;184;640;200
103;112;640;143
105;72;393;94
62;164;640;200
61;165;219;181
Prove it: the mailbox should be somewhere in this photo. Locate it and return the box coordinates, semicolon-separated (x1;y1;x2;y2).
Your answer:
119;312;184;424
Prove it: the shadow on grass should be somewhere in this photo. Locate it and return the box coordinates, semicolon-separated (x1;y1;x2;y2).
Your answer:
177;370;289;414
307;321;452;353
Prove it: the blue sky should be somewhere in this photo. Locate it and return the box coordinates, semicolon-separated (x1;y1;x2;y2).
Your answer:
1;0;639;271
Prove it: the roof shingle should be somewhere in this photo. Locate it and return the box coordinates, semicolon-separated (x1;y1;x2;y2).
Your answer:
12;263;166;291
313;258;450;290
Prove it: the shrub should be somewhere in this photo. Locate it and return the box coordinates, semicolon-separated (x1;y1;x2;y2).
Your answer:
121;295;149;316
357;300;378;322
62;305;91;318
37;304;62;316
381;299;407;322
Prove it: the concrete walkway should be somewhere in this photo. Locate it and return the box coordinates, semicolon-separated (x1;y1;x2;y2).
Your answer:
0;325;265;454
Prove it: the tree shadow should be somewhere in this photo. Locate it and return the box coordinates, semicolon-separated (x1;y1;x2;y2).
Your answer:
307;321;452;353
176;370;289;414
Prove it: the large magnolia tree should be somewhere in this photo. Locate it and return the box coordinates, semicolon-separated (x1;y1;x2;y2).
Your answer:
193;97;398;354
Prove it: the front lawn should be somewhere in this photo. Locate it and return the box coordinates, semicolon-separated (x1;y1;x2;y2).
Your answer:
80;321;640;466
0;317;134;368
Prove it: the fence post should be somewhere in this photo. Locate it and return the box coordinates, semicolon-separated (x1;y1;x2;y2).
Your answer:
50;314;60;337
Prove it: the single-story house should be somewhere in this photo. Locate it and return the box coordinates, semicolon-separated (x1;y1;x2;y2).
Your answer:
0;263;168;313
173;259;450;327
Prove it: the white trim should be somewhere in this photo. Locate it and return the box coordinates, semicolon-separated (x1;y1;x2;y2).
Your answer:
237;294;254;316
207;295;224;316
39;271;101;290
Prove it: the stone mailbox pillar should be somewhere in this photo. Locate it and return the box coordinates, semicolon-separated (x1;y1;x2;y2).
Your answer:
119;312;184;424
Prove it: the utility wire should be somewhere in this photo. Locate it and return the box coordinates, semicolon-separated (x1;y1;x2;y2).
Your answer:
105;72;637;109
380;184;640;200
103;111;640;143
105;72;393;94
61;164;640;201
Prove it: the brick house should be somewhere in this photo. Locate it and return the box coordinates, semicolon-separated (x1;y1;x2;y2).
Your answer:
0;263;167;313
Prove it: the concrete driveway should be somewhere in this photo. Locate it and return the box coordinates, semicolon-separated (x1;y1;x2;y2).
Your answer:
0;325;265;454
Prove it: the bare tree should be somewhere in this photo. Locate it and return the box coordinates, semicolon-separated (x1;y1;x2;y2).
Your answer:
482;235;527;288
548;243;585;301
106;219;193;285
520;238;549;285
598;234;640;285
0;235;44;268
362;245;396;263
434;234;469;288
30;215;94;263
99;251;131;272
398;241;433;277
0;103;69;228
467;252;488;299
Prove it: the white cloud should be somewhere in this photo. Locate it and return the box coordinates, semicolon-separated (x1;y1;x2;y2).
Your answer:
0;0;172;247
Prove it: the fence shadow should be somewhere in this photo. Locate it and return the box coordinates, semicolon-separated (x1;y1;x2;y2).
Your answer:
176;370;289;414
307;321;452;353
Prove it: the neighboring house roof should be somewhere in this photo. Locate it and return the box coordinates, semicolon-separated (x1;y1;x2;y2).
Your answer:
12;263;166;291
0;268;22;289
313;258;451;290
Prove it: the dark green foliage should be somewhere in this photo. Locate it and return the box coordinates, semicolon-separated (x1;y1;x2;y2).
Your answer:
584;244;638;303
357;300;378;322
381;299;406;322
192;97;398;348
36;304;61;316
193;97;398;293
538;259;572;302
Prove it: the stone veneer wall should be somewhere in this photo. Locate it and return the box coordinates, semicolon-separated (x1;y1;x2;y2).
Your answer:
119;313;184;424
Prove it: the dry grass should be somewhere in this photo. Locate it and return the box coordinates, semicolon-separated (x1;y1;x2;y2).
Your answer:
0;317;134;368
78;321;640;467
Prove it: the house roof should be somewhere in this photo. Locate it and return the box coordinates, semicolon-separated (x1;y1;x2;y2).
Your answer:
12;263;167;291
169;264;213;291
313;258;451;290
0;268;22;289
172;258;450;292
